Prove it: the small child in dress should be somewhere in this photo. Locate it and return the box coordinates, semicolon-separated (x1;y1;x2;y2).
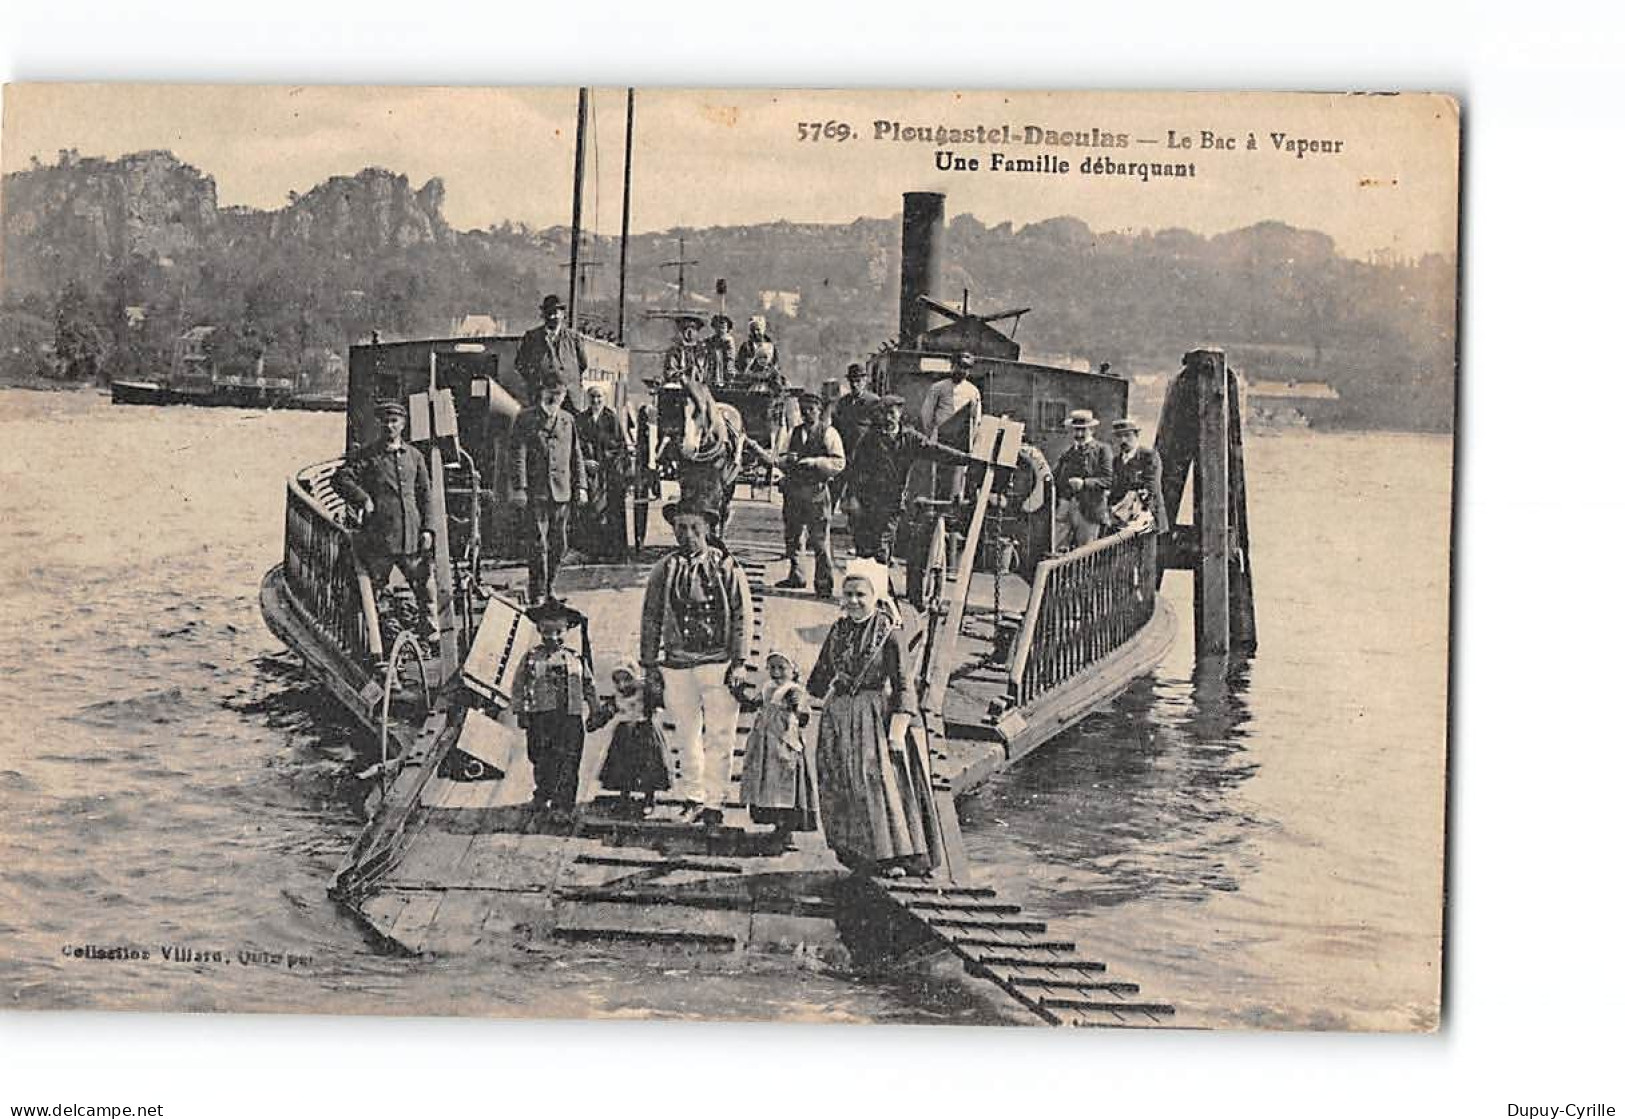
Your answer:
593;665;671;818
513;600;600;821
739;650;819;846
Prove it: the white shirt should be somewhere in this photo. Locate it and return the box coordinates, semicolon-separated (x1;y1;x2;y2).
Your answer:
920;377;982;438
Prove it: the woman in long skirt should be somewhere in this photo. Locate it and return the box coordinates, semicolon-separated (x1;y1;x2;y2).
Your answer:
739;650;819;843
806;560;940;877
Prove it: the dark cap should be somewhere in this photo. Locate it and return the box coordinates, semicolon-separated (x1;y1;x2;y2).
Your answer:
675;312;706;328
846;363;866;378
797;390;826;409
711;313;733;329
879;393;907;408
375;399;408;420
540;294;564;314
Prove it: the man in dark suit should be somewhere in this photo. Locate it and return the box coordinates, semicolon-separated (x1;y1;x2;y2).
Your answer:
1109;418;1170;533
846;394;984;564
516;294;588;408
1052;408;1114;548
332;399;436;639
510;385;588;603
829;362;879;510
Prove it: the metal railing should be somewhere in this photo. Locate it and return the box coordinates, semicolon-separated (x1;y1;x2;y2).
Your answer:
282;459;382;667
1006;523;1159;709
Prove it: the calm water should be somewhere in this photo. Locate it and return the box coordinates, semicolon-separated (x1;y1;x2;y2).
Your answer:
0;389;1449;1029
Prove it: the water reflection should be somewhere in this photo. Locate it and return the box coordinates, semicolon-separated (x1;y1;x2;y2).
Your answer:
961;652;1267;912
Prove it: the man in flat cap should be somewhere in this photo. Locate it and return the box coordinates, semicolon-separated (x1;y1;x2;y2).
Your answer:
829;362;880;511
332;399;437;641
516;294;588;408
1052;409;1114;548
510;385;588;604
747;390;846;596
1109;418;1169;533
845;393;984;564
640;500;752;826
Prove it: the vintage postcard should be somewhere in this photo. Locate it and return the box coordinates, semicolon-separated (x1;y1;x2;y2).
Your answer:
0;86;1457;1030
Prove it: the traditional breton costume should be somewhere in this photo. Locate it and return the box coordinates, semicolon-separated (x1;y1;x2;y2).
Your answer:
595;665;671;807
512;600;599;812
738;652;819;835
639;502;751;819
806;560;940;874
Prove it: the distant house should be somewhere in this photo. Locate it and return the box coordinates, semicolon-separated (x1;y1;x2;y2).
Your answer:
452;314;506;337
758;289;801;318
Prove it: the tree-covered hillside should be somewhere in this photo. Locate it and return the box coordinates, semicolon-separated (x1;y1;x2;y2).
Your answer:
2;149;1455;430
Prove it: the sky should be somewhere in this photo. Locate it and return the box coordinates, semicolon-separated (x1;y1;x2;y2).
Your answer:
1;85;1459;260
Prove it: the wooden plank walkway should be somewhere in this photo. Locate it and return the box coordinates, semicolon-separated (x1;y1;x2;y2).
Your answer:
873;879;1175;1028
336;496;1177;1026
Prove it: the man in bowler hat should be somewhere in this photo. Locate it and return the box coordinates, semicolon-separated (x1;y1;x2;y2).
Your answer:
516;294;588;407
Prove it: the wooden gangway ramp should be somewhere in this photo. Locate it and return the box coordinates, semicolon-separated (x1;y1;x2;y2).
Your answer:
871;879;1175;1027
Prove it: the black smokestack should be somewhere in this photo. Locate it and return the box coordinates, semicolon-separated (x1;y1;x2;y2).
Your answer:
899;191;945;348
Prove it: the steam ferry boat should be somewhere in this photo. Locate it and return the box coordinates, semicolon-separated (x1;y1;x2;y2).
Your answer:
259;100;1237;1027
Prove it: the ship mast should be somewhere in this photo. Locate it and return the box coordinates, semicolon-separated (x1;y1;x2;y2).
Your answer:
617;88;635;342
567;87;589;330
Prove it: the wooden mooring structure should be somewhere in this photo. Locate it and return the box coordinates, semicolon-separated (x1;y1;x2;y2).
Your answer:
1155;348;1259;657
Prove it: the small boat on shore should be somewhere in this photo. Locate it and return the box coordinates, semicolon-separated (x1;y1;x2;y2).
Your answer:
111;325;348;411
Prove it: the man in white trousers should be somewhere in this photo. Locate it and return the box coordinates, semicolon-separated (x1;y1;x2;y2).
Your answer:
639;500;751;827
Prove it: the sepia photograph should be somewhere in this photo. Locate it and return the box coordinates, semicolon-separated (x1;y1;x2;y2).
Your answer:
0;85;1458;1034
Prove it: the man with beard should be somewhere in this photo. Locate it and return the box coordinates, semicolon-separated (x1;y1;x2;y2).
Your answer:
1108;418;1170;533
1052;409;1114;547
509;385;588;604
576;384;630;560
748;391;846;596
516;294;588;408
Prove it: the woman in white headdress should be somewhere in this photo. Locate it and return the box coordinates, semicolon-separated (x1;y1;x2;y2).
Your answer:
806;559;939;876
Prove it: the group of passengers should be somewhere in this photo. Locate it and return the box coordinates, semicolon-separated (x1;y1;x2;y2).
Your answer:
334;293;1170;879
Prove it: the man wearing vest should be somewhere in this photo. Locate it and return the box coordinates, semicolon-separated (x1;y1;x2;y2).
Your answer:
749;391;846;595
640;500;752;827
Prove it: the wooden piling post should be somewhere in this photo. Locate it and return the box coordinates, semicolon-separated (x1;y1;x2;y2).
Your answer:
1192;349;1230;657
